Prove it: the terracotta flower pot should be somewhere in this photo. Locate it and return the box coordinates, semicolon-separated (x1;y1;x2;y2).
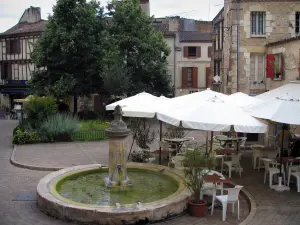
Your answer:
188;200;207;217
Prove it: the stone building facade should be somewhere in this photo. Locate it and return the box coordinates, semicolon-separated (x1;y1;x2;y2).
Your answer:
220;0;300;94
266;36;300;90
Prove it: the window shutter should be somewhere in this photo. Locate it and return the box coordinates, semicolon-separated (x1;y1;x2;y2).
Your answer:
182;67;188;88
206;67;211;88
192;67;198;88
280;53;284;78
16;40;21;54
196;47;201;58
6;40;11;54
266;54;275;78
208;46;212;58
183;47;188;58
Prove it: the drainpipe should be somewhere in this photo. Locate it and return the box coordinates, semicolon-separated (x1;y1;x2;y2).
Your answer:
236;0;240;92
173;35;176;97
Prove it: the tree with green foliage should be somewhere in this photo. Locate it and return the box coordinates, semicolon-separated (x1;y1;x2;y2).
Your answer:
30;0;105;112
104;0;171;96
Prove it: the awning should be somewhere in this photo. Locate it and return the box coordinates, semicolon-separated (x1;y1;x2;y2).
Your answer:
1;88;29;94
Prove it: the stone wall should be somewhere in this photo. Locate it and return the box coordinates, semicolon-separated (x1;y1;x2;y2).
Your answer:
266;39;300;90
223;0;300;94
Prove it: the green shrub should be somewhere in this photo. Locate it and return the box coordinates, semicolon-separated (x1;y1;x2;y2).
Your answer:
129;149;151;163
79;120;110;131
40;113;80;142
164;125;186;139
13;120;34;135
24;96;57;128
12;128;40;145
77;110;98;120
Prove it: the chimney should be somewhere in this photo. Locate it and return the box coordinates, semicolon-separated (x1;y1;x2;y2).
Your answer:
140;0;150;16
19;6;41;23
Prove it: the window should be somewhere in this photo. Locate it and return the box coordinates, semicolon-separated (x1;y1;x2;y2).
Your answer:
182;67;198;88
184;46;201;58
187;68;193;87
251;12;266;35
5;40;21;54
214;61;221;76
1;62;12;80
296;12;300;35
188;47;197;57
250;54;264;83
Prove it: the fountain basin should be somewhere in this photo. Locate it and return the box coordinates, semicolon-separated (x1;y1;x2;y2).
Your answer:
37;163;190;225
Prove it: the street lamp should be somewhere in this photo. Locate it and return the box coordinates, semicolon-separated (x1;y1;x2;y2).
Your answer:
211;29;217;41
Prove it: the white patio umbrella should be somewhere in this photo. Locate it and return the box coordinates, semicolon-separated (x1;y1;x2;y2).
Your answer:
246;94;300;192
166;88;228;109
121;96;170;118
105;93;171;165
157;96;267;133
255;81;300;101
157;96;267;155
226;92;263;108
105;92;158;110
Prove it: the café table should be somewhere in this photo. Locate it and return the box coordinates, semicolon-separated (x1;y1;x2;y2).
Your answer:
164;137;191;153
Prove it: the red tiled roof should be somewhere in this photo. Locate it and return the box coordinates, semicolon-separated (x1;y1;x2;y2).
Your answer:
1;20;47;36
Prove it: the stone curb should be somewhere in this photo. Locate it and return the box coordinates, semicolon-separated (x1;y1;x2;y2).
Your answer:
10;145;64;171
238;186;257;225
226;180;257;225
11;145;257;224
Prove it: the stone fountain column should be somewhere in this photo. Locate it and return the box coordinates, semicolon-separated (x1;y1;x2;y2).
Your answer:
104;105;132;187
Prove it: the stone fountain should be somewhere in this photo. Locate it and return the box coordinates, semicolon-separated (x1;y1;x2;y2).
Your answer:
104;105;132;188
36;105;190;225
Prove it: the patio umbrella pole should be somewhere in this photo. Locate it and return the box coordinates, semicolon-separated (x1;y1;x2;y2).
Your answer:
209;131;214;157
127;118;141;161
205;131;209;155
279;124;284;179
159;120;163;165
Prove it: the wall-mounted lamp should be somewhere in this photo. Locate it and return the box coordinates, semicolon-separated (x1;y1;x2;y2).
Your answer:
211;29;217;41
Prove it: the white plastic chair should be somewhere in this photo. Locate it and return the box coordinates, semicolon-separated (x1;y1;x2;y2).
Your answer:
239;137;247;152
287;158;300;192
214;135;227;147
251;145;264;170
223;153;242;178
212;185;243;221
263;158;285;187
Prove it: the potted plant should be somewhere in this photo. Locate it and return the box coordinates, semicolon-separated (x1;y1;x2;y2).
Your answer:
182;148;214;217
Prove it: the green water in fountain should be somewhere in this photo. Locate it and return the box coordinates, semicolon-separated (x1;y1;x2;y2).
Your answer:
57;168;179;206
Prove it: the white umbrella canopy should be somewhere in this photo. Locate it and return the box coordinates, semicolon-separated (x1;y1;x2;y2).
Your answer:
245;94;300;125
121;96;170;118
105;92;158;111
157;96;267;133
226;92;263;108
164;88;228;110
255;81;300;101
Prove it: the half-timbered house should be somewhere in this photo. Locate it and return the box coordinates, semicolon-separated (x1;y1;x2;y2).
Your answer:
0;7;46;108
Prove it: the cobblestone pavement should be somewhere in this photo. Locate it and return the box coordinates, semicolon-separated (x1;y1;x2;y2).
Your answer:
0;120;248;225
